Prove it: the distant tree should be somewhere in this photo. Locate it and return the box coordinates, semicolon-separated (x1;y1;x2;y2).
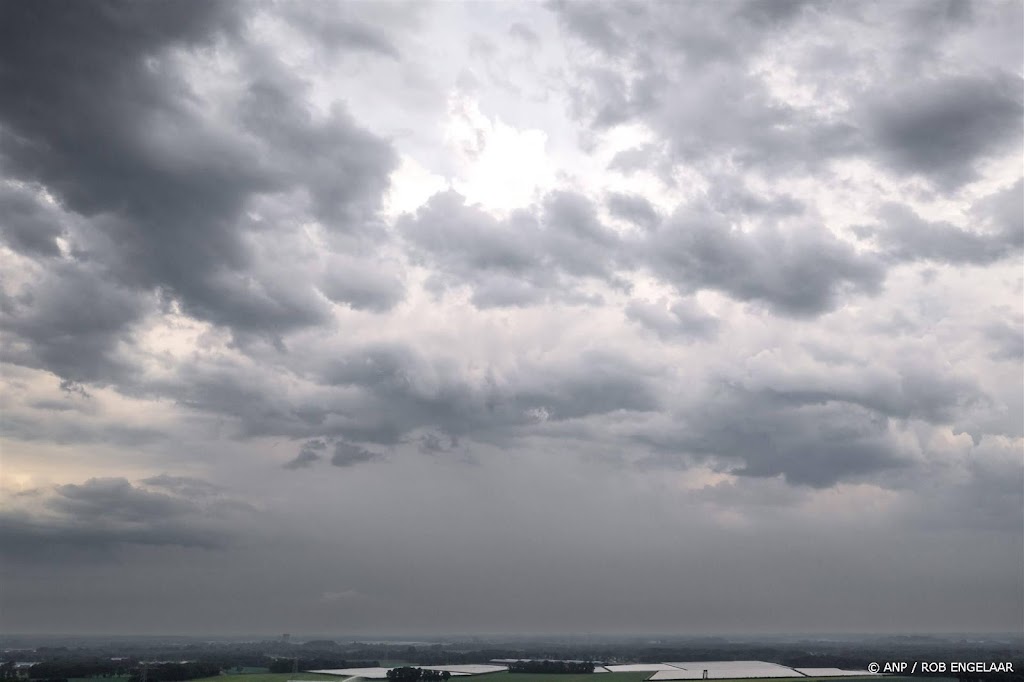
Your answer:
507;661;594;675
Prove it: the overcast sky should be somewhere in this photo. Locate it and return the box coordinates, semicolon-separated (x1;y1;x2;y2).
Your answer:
1;0;1022;637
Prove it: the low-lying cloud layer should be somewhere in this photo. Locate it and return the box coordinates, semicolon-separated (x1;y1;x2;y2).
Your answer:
1;0;1021;635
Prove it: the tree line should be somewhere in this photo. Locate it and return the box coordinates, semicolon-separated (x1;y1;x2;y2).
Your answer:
128;663;221;682
267;659;379;673
507;661;595;674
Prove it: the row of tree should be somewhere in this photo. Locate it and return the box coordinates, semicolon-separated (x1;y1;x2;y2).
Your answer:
386;668;452;682
127;663;222;682
25;661;129;679
507;661;595;674
267;659;378;673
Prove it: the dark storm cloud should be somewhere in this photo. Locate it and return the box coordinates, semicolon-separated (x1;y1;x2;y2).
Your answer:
0;0;1021;637
0;0;397;347
331;441;381;467
624;298;720;341
0;183;66;257
129;338;659;450
759;365;984;425
318;343;660;444
400;190;624;307
640;386;912;488
637;350;987;487
646;205;885;316
403;191;540;276
284;439;328;470
0;262;149;384
554;1;1020;188
553;0;860;172
0;477;241;559
705;182;805;219
319;258;405;312
236;78;397;231
861;73;1023;189
856;202;1022;265
606;192;659;229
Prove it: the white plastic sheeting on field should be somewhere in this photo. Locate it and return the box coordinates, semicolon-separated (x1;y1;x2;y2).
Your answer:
653;661;804;679
421;666;508;675
308;669;396;679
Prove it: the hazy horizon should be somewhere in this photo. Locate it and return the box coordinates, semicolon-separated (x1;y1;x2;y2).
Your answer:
1;0;1022;636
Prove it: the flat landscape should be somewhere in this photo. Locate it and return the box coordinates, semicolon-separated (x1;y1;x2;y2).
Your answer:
187;671;906;682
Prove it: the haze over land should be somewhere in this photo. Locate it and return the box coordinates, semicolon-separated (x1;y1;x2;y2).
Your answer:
0;0;1022;636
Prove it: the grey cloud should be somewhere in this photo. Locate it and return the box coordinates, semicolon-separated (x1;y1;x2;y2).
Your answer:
756;365;984;425
0;0;396;348
237;79;397;230
625;298;720;341
555;1;858;172
0;262;149;384
647;205;885;316
549;0;629;57
705;182;804;219
136;339;658;449
140;474;226;498
0;411;165;448
607;144;671;177
1;0;1020;635
403;191;540;275
419;432;456;454
983;319;1024;361
468;274;549;308
862;73;1023;189
640;386;912;488
972;178;1024;248
400;190;622;307
319;344;659;444
28;400;79;412
50;478;193;522
927;437;1024;533
856;202;1021;265
284;439;328;470
331;441;381;467
541;190;621;279
735;0;813;27
0;183;66;257
0;477;239;559
606;192;659;229
509;22;540;45
278;3;404;58
508;351;660;422
555;1;1020;189
637;347;987;487
320;257;405;312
